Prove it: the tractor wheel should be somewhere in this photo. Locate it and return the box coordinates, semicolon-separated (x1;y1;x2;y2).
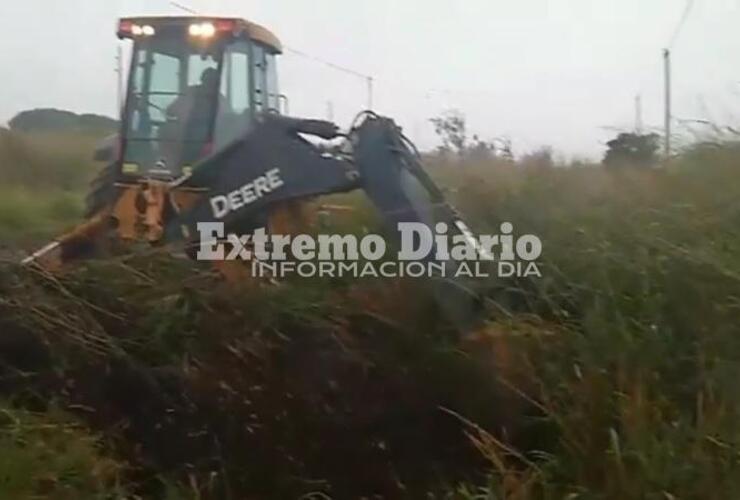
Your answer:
84;162;119;219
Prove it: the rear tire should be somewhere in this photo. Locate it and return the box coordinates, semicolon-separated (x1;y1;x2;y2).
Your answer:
84;162;119;219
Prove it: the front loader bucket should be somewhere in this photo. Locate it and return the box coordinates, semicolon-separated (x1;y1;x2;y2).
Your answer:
21;212;112;271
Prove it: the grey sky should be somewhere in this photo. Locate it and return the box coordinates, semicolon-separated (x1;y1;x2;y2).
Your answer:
1;0;738;158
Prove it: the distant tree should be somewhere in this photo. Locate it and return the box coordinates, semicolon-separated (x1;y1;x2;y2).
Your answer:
430;110;498;161
9;109;78;132
466;134;498;161
603;132;660;168
494;137;514;162
430;110;467;155
78;113;119;132
9;108;118;135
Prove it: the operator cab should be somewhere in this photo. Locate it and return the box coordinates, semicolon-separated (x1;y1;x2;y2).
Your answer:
117;17;282;179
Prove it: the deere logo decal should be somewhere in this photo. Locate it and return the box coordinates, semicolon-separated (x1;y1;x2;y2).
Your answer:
210;168;285;219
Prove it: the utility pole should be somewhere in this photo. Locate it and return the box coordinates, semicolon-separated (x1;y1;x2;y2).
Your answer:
635;94;643;134
367;76;374;110
663;48;672;159
326;100;334;121
660;0;694;160
116;45;123;117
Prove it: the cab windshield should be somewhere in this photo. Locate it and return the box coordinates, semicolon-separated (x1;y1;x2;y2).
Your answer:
123;36;252;177
123;34;280;178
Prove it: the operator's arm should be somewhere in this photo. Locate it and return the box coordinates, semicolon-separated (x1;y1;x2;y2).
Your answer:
166;87;197;121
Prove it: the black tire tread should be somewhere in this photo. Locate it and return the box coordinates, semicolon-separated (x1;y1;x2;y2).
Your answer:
84;162;119;219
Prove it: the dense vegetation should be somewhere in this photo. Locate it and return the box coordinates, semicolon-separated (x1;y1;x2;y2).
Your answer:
0;125;739;498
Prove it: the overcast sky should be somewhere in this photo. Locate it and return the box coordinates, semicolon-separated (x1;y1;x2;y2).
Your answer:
1;0;738;158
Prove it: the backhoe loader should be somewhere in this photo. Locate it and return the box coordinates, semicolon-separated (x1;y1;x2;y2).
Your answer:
22;16;484;329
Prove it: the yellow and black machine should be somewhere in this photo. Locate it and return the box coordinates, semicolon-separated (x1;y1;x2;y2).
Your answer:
23;16;483;328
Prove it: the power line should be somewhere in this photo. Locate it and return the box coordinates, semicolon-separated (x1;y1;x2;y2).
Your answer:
283;46;374;109
669;0;695;48
170;1;199;14
164;3;471;112
283;46;370;81
170;1;373;85
164;5;486;111
166;0;376;109
166;2;377;108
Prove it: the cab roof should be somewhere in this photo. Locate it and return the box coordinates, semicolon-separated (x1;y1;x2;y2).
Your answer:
118;16;283;53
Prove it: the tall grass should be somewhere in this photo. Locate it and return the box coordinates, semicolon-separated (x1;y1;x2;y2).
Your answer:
0;404;130;499
0;128;100;190
0;188;83;244
441;150;740;499
0;129;100;243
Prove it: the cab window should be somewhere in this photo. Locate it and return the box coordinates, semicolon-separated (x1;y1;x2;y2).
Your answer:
124;37;222;177
265;52;280;110
251;43;280;113
252;44;266;112
214;40;251;149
